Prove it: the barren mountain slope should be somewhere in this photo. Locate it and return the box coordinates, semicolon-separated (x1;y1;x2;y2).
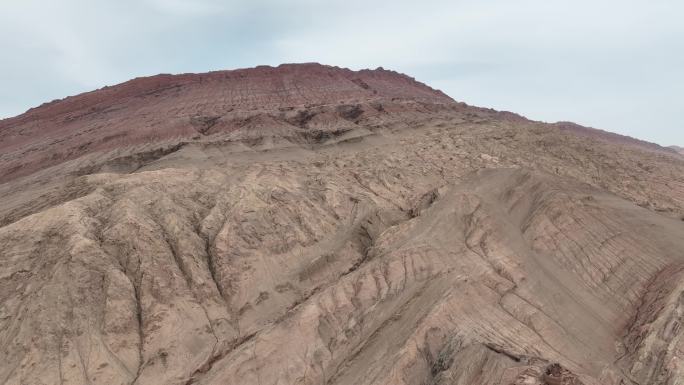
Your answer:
1;64;683;385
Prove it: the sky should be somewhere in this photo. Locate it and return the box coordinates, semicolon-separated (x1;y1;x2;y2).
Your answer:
1;0;682;146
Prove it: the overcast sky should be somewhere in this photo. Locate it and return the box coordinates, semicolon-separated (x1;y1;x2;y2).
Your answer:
1;0;682;146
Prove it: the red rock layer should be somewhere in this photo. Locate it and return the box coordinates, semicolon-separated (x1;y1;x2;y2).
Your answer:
0;63;453;183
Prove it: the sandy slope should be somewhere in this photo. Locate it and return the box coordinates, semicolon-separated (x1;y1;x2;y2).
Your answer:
1;64;683;385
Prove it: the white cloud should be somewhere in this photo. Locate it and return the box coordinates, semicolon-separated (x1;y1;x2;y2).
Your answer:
143;0;227;15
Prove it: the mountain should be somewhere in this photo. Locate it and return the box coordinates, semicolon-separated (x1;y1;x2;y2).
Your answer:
0;63;452;184
1;63;683;385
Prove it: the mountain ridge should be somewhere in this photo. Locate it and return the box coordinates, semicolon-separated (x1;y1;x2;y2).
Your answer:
0;63;453;124
1;63;676;185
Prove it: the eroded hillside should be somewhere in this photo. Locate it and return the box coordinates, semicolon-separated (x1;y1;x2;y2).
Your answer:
1;64;683;385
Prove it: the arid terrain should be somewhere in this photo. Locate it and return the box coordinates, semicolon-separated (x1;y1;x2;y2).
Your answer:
1;63;683;385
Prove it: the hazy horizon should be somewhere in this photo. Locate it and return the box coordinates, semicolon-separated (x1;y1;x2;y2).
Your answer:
2;0;682;146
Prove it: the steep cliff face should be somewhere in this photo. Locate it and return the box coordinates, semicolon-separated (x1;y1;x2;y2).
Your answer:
1;64;683;385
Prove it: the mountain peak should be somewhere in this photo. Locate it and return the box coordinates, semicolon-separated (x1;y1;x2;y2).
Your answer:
4;63;453;124
0;63;455;183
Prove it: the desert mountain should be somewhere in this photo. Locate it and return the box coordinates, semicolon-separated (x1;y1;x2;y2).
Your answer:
1;63;683;385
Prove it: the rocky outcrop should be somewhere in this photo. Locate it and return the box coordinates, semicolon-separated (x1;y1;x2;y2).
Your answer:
1;63;683;385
